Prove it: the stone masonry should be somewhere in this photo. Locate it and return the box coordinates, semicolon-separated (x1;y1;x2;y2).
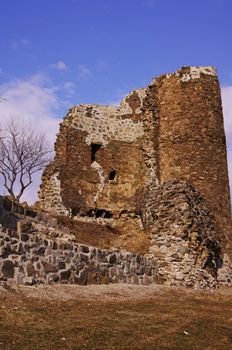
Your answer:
39;66;231;244
0;196;155;287
0;224;156;286
3;66;231;289
0;195;226;289
36;66;232;288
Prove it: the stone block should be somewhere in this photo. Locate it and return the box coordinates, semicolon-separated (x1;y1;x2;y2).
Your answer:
2;260;15;278
60;269;71;281
42;261;58;273
17;219;32;234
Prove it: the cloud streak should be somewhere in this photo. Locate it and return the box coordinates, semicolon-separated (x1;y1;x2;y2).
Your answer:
63;81;77;95
11;38;30;50
50;60;69;71
77;64;92;79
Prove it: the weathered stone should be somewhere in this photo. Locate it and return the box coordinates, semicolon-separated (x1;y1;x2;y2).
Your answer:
53;241;58;250
108;253;117;264
38;67;231;252
17;242;25;255
21;233;29;242
42;261;58;273
60;269;71;281
64;243;73;250
26;263;35;277
81;245;89;253
37;247;46;256
0;244;12;258
31;67;232;290
58;261;66;270
24;277;34;285
175;272;185;281
2;260;14;278
52;274;59;283
17;219;32;234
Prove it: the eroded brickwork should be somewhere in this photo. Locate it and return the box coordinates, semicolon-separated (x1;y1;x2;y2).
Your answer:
39;66;230;240
38;66;232;288
39;96;151;217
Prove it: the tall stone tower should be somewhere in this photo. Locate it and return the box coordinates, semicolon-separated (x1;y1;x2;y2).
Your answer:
39;66;231;247
154;66;231;243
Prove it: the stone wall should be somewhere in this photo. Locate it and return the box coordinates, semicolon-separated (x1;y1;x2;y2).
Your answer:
38;64;231;278
0;225;156;286
39;102;148;217
38;66;231;247
148;179;224;288
1;194;231;289
155;66;231;243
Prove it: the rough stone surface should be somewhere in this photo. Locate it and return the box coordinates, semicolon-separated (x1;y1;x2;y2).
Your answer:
2;66;232;290
0;224;156;286
148;180;223;289
38;66;231;246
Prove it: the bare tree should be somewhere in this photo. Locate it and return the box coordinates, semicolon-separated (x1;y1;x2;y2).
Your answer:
0;119;52;202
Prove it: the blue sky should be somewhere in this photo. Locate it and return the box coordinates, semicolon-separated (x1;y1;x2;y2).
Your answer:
0;0;232;202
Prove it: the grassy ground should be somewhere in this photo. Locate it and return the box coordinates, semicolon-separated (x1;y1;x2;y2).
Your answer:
0;285;232;350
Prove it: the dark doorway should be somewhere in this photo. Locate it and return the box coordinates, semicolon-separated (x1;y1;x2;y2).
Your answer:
91;143;102;163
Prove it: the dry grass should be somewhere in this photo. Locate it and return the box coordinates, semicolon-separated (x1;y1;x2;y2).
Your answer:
56;216;151;254
0;285;232;349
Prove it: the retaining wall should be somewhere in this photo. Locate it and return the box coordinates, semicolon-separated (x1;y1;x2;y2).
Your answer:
0;225;157;286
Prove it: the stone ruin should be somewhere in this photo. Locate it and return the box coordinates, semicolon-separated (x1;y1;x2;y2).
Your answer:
1;66;232;289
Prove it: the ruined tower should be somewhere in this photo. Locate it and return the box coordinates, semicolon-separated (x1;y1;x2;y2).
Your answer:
39;66;231;245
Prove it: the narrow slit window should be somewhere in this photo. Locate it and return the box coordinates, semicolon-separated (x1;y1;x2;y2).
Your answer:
109;169;117;182
91;143;102;163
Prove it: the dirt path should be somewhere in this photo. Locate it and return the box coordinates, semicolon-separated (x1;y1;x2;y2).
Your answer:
1;283;232;301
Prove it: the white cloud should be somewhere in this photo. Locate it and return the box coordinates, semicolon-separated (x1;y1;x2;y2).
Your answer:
50;60;69;71
0;74;61;204
11;38;30;49
63;81;76;95
77;64;92;79
221;86;232;197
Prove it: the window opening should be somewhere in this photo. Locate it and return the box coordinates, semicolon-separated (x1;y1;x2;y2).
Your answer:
91;143;102;163
109;169;117;182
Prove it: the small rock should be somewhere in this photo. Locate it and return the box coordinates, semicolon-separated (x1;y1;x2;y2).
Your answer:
175;272;185;281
